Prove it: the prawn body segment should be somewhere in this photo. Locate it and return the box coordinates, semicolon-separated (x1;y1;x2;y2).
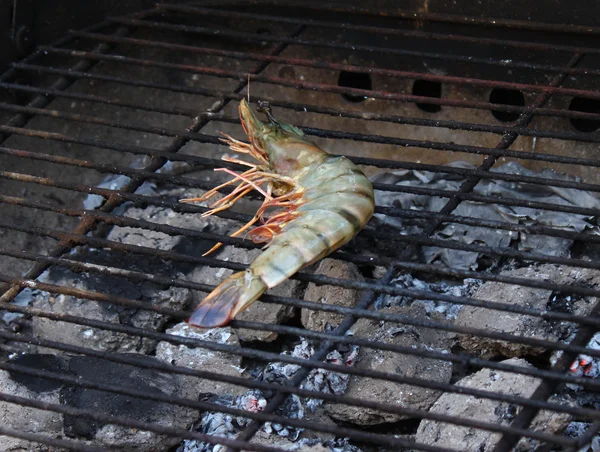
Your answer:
185;99;374;328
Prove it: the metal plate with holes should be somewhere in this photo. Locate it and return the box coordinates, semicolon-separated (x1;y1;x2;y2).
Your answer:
0;2;599;452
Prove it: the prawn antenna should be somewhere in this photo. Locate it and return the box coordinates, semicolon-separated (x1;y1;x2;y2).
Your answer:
247;73;251;102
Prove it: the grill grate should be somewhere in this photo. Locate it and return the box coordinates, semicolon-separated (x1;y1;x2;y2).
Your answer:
1;2;600;451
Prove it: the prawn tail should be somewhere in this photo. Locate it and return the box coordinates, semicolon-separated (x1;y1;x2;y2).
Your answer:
187;270;267;328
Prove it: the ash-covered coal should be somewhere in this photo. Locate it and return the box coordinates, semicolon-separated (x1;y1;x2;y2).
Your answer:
262;337;359;413
372;161;600;270
177;337;358;451
375;273;480;319
553;331;600;395
7;353;66;393
0;353;197;451
457;264;599;359
416;358;573;451
155;322;249;399
176;390;268;452
28;254;191;354
564;421;600;452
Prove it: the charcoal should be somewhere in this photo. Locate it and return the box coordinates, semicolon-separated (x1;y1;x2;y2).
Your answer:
247;433;362;451
31;262;191;354
416;358;572;451
0;357;64;451
61;355;196;450
262;337;358;412
302;258;364;332
176;389;267;452
326;305;453;425
565;422;600;452
156;322;248;398
177;337;358;452
377;273;480;319
372;161;600;269
456;264;600;359
7;354;66;393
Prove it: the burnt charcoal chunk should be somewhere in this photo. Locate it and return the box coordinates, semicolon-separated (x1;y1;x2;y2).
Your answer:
8;354;68;393
60;355;178;439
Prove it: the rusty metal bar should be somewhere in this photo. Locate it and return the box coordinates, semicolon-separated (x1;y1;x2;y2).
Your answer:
7;79;600;148
18;57;600;122
40;43;600;101
113;11;600;57
164;1;600;36
70;28;600;78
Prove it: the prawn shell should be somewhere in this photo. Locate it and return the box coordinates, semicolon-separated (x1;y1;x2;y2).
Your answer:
283;210;357;253
251;237;307;288
298;193;375;231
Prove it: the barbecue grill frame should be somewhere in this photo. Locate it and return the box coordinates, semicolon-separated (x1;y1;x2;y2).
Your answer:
0;2;600;451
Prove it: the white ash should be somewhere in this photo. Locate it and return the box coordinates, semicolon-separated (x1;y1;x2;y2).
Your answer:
565;422;600;452
82;156;158;211
178;338;359;451
2;287;40;324
372;161;600;270
156;323;236;366
1;270;52;325
263;394;304;440
262;337;359;412
375;273;481;319
176;390;268;452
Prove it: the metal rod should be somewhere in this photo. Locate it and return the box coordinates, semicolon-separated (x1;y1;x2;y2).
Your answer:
18;57;600;123
4;121;600;199
0;425;107;452
112;12;600;58
216;0;600;36
40;43;600;102
2;291;597;421
71;28;600;78
0;245;600;356
8;78;600;150
5;191;600;297
0;352;576;448
0;390;293;452
4;217;600;314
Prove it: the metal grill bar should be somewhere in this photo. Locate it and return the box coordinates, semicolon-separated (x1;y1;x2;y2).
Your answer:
118;8;600;57
229;51;586;450
39;43;600;102
1;266;598;392
5;191;600;299
0;425;106;452
5;214;600;310
3;171;600;249
1;4;600;451
69;28;600;79
0;333;585;450
0;390;290;452
7;77;600;148
17;57;600;123
2;159;598;225
0;350;578;448
4;96;600;182
4;120;600;202
494;294;600;451
233;0;600;35
2;293;598;423
0;15;305;305
3;250;600;358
